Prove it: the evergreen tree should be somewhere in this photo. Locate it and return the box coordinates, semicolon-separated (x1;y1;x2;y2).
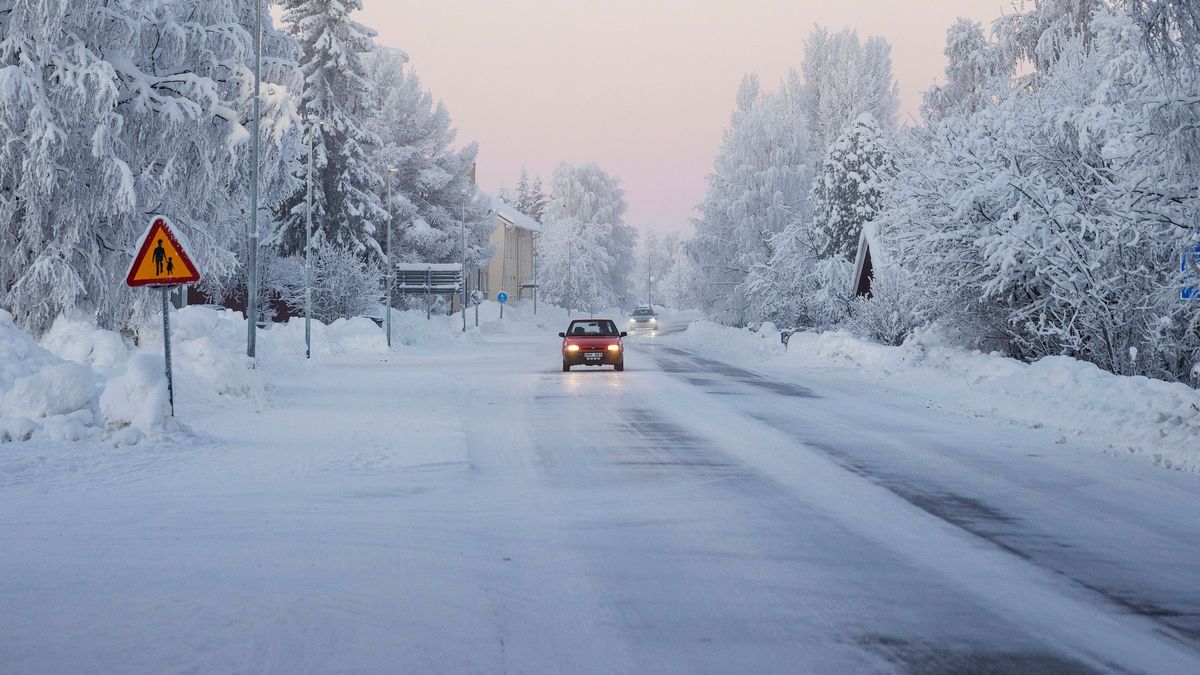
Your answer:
810;114;895;261
528;175;550;222
507;168;550;223
279;0;387;258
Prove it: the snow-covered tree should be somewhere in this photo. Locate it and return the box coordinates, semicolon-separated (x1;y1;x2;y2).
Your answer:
799;26;901;155
922;19;1014;122
1120;0;1200;64
362;47;493;278
278;0;386;257
886;5;1200;381
634;231;674;306
0;0;300;333
810;114;895;261
537;163;636;312
500;169;550;223
691;75;815;325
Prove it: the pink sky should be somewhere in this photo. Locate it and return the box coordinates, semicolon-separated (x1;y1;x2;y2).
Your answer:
353;0;1012;233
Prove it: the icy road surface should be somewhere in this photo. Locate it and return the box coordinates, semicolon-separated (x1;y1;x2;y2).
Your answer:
3;325;1200;673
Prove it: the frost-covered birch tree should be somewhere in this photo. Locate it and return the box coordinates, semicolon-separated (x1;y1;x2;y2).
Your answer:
691;75;815;326
799;26;901;155
537;163;635;312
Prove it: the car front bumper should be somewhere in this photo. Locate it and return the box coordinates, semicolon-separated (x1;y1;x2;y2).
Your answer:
563;350;623;366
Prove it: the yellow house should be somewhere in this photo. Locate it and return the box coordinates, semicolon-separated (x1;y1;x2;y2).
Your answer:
468;195;540;303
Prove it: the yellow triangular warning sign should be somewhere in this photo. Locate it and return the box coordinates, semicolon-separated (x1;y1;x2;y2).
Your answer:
126;217;201;287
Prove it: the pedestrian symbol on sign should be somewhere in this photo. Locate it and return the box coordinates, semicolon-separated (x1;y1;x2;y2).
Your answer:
497;291;508;304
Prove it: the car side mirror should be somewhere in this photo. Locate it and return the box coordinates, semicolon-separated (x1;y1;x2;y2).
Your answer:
620;331;628;337
558;332;566;338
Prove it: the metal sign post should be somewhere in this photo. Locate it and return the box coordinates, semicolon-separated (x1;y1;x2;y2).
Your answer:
127;216;201;418
160;286;175;415
471;290;483;328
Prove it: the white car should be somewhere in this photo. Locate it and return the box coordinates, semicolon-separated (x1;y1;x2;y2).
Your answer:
628;306;659;331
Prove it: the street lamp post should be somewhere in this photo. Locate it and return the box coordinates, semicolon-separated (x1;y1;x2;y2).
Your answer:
385;167;398;348
648;243;655;309
304;120;321;360
461;193;468;333
246;0;263;358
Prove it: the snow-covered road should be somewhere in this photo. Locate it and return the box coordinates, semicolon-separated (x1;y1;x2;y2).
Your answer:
3;324;1200;673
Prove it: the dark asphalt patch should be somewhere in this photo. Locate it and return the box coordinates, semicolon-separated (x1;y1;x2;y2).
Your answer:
855;634;1101;675
655;346;818;398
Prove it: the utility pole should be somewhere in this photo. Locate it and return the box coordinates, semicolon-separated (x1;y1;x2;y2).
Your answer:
647;248;652;307
385;167;398;348
246;0;262;358
304;120;320;360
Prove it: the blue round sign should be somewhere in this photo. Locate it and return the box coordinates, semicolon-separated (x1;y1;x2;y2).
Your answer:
497;291;508;304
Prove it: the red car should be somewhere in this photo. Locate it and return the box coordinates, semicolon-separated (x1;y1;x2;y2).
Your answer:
559;318;627;371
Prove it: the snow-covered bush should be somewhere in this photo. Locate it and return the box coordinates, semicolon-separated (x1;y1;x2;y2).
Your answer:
273;239;382;324
845;269;927;346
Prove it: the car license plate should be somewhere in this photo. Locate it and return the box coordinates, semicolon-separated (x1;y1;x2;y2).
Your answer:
585;352;603;361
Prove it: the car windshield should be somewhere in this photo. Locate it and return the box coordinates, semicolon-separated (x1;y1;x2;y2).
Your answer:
632;308;655;316
567;320;619;337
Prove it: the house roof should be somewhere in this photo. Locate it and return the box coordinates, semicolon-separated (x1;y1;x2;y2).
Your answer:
489;194;541;233
851;221;895;296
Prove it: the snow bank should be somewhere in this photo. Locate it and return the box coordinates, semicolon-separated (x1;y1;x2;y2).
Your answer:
2;306;264;445
0;310;101;443
667;322;1200;473
40;313;130;374
98;352;171;445
669;319;786;361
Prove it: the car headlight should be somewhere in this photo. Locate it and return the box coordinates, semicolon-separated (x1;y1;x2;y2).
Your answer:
566;344;580;352
607;343;621;352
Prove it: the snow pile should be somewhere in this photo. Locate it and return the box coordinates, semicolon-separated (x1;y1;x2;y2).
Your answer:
135;306;265;407
41;313;130;374
2;306;266;445
98;352;171;445
669;319;786;361
668;322;1200;473
0;310;102;443
792;330;1200;472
